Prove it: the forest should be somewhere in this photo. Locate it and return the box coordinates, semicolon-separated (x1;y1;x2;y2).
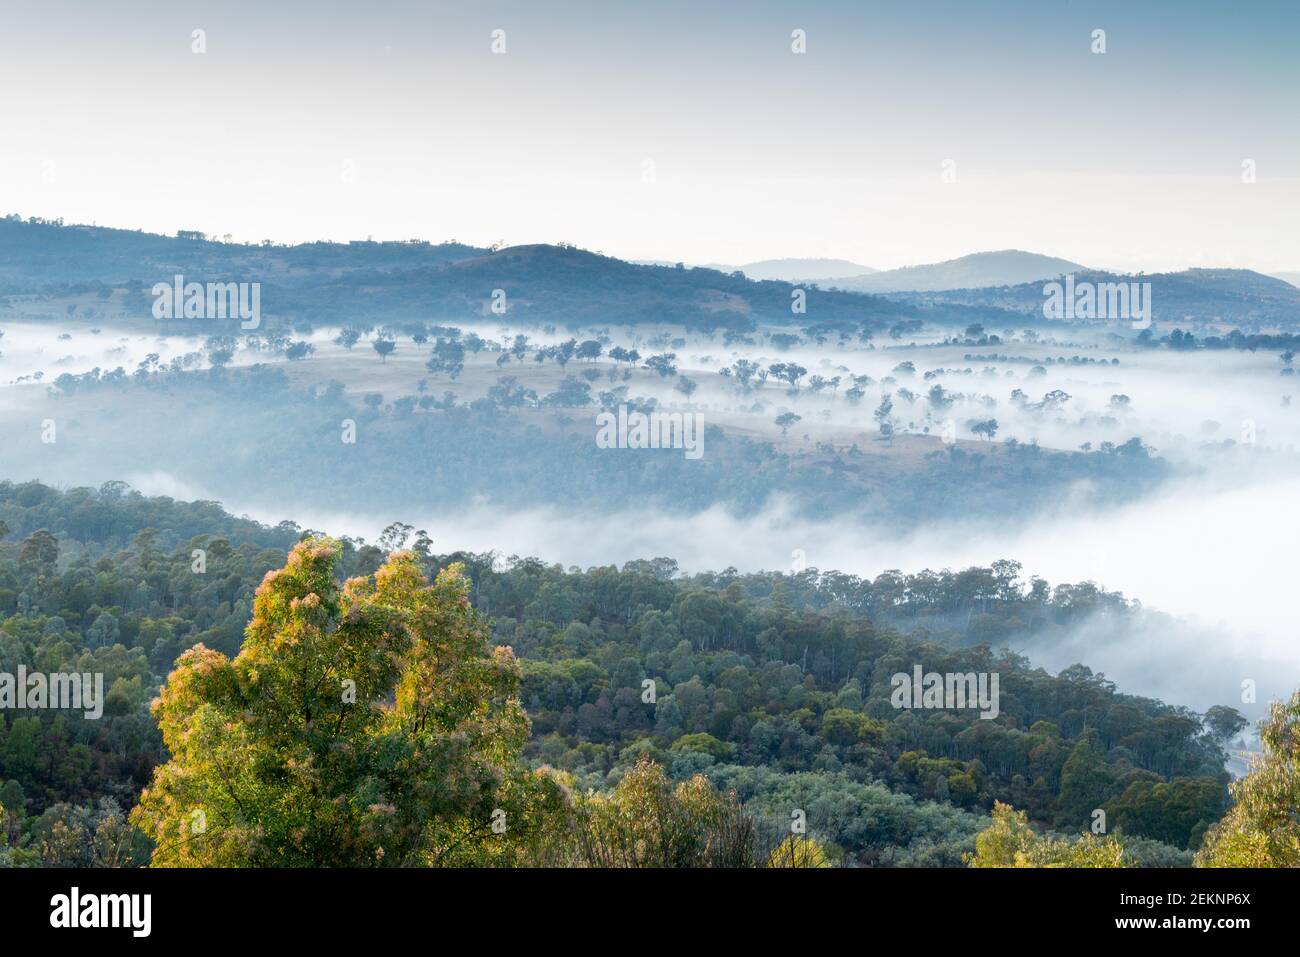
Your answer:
3;480;1286;868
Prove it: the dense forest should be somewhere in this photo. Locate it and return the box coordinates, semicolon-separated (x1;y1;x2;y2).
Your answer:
1;480;1266;867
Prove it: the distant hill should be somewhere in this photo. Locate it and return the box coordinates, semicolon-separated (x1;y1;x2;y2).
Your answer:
294;244;911;329
733;258;878;282
0;218;915;331
1269;272;1300;288
691;258;877;281
895;267;1300;329
0;215;485;288
826;250;1086;293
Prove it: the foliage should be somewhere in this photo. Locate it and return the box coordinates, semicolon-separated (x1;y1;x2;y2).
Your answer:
559;757;758;866
1196;690;1300;867
967;802;1130;868
129;540;545;866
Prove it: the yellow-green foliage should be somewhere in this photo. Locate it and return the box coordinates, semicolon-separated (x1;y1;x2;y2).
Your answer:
568;756;756;867
130;538;557;866
1197;690;1300;867
968;801;1130;868
767;835;832;868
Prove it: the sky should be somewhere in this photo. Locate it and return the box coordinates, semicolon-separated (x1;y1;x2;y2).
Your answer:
1;0;1297;272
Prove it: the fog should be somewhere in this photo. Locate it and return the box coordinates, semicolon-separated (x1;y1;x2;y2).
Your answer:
6;319;1298;462
124;459;1300;718
7;318;1297;718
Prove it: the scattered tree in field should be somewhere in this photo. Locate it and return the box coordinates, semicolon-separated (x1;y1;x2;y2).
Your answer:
644;353;677;378
372;339;396;363
767;362;807;392
720;358;763;391
874;393;894;441
554;338;577;370
426;338;465;379
774;411;801;436
205;336;236;368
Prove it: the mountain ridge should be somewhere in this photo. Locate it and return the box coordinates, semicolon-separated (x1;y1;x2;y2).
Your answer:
824;250;1087;294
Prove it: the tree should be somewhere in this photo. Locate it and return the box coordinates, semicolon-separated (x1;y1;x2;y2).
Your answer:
1056;731;1113;827
1203;705;1247;743
969;418;998;440
130;539;552;866
554;338;577;370
1198;689;1300;867
644;353;677;378
544;376;592;408
674;376;698;400
967;802;1130;868
18;529;59;575
1040;389;1072;410
874;394;894;441
774;412;801;436
569;757;757;867
205;336;236;367
372;339;396;363
767;362;807;391
767;836;831;868
426;338;465;379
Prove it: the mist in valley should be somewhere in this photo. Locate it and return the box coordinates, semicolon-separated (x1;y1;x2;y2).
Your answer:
3;315;1295;728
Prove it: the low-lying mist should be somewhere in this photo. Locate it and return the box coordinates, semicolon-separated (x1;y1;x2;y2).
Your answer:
125;460;1300;719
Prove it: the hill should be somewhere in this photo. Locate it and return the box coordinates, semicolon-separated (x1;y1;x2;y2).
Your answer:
733;258;878;282
0;214;485;288
896;267;1300;329
826;250;1086;294
0;218;913;332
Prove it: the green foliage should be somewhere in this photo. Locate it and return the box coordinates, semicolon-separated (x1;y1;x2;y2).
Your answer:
0;483;1229;867
968;802;1131;868
130;540;546;866
1197;690;1300;867
566;757;760;867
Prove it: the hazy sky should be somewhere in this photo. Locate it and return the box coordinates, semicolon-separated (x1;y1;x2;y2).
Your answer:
2;0;1297;271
